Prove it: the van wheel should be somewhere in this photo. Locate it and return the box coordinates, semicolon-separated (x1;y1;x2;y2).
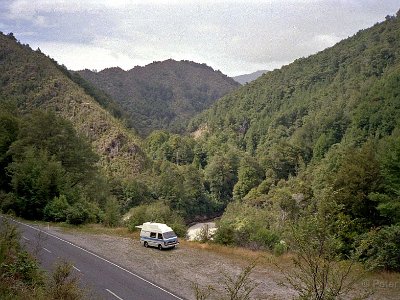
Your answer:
158;244;163;250
144;242;148;248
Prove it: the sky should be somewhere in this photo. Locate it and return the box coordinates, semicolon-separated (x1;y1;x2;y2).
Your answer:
0;0;399;76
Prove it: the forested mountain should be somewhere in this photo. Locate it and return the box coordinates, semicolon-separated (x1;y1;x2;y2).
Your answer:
0;32;147;180
190;13;400;165
77;60;240;135
180;12;400;269
233;70;268;84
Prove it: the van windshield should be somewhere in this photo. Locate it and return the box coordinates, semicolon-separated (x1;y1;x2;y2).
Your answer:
163;231;177;239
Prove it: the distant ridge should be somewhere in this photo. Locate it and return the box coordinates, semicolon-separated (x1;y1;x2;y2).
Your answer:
233;70;268;84
78;59;240;136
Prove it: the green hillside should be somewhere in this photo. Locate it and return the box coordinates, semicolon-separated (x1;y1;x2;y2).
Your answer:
77;59;240;136
0;32;147;180
190;14;400;166
176;13;400;269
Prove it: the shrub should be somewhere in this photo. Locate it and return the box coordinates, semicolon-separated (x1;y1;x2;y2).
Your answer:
103;198;121;227
47;261;84;300
213;224;235;246
0;220;44;298
0;192;19;216
126;201;187;237
213;202;279;249
273;241;287;256
44;195;70;222
126;205;147;230
66;200;102;225
278;211;365;300
3;251;42;286
250;228;279;250
356;225;400;271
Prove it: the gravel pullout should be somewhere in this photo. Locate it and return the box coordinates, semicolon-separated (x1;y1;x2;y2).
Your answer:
45;227;295;300
43;227;400;300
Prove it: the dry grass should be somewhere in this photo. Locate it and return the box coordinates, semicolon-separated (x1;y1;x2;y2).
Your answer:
57;223;138;239
182;240;293;269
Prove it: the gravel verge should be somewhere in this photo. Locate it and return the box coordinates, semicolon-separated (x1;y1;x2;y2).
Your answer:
46;227;294;300
43;227;400;300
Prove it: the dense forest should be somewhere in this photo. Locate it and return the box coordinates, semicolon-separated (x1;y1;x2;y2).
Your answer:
78;60;240;136
1;11;400;275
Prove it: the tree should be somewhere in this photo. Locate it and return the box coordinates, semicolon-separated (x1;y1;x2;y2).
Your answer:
279;201;367;300
204;154;237;204
331;142;382;229
44;194;70;222
181;165;211;219
103;198;121;227
7;147;66;219
0;108;19;191
8;110;98;187
259;141;303;180
233;156;264;200
5;110;108;220
373;135;400;224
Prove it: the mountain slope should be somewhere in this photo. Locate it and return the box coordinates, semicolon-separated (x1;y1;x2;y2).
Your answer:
189;13;400;171
77;60;240;135
233;70;268;84
0;32;147;179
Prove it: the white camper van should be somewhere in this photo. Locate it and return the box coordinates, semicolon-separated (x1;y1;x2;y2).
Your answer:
138;222;179;250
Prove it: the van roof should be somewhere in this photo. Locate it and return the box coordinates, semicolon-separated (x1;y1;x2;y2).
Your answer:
142;222;173;233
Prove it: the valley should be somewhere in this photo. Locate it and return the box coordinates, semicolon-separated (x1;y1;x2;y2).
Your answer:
1;7;400;300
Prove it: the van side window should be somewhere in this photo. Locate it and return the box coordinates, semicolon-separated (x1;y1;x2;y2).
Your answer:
150;232;156;238
158;233;163;239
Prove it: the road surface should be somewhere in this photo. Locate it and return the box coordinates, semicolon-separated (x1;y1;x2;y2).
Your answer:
0;216;185;300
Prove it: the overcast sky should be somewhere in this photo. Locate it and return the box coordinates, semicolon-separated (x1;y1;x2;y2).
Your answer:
0;0;399;76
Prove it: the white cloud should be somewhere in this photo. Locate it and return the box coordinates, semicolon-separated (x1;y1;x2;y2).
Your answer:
313;34;342;49
31;41;138;71
4;0;399;76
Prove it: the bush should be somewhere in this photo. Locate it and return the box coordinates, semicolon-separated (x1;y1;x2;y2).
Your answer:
103;198;121;227
47;261;84;300
0;192;19;216
213;223;235;245
169;219;187;237
44;195;70;222
213;202;279;249
66;201;100;225
356;225;400;271
3;251;43;286
250;227;279;250
126;205;148;230
273;241;287;256
66;203;89;225
0;220;44;298
126;201;187;237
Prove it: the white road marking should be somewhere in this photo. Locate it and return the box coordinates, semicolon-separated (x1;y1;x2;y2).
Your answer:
73;266;81;272
106;288;124;300
4;217;183;300
23;236;30;241
43;247;51;253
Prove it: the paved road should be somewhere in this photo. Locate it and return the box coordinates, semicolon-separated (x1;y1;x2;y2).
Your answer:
0;216;184;300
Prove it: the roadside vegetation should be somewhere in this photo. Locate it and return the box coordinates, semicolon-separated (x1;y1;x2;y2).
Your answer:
0;219;85;299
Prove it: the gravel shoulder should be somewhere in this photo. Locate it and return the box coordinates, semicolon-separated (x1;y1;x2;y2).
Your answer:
46;227;293;300
43;226;400;300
